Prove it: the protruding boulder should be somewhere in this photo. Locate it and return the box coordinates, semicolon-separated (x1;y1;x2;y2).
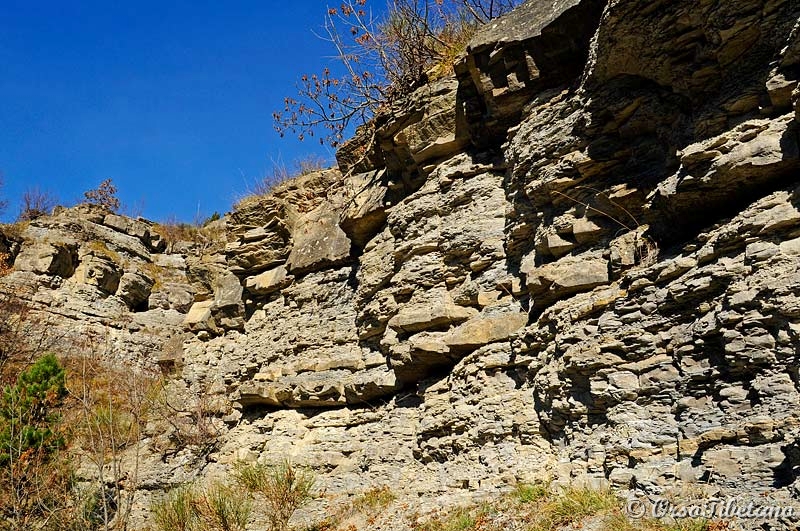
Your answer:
75;254;123;294
183;300;218;335
647;115;800;239
523;251;610;309
103;213;152;243
442;311;528;352
456;0;607;145
244;265;293;296
213;271;243;309
339;169;390;249
389;304;528;383
116;270;156;310
387;289;478;333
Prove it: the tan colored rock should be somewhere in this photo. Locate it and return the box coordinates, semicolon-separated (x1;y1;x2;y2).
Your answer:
244;264;292;295
339;169;389;248
287;203;352;275
213;271;243;309
74;254;122;294
388;290;478;333
344;367;400;405
456;0;606;145
766;70;797;110
116;270;155;309
650;115;800;225
183;300;217;334
392;79;468;165
14;242;76;277
523;252;609;308
103;213;152;244
443;311;528;351
544;233;575;258
572;218;604;244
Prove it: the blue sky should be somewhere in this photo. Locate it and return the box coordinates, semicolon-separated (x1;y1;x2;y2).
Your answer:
0;1;372;223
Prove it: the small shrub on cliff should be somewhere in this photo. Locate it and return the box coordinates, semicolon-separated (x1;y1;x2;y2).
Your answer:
152;217;226;255
83;178;120;213
235;460;315;531
235;155;329;209
350;485;396;515
194;481;252;531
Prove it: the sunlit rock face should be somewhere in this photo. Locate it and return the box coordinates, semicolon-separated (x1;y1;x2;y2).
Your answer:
3;0;800;529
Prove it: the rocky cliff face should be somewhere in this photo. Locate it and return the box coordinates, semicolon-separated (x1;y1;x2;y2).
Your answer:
3;0;800;529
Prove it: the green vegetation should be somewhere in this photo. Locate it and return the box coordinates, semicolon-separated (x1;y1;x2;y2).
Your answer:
195;481;252;531
152;461;314;531
512;482;549;505
310;485;398;530
0;354;67;464
349;485;397;515
0;355;71;530
152;484;197;531
415;505;493;531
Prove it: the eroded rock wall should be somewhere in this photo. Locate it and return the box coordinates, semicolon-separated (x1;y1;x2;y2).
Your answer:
3;0;800;529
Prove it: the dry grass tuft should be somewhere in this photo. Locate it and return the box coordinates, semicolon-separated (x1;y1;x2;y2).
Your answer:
235;459;315;531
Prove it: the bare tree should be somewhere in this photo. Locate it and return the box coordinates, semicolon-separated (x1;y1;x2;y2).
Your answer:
67;340;159;531
18;186;58;221
274;0;523;147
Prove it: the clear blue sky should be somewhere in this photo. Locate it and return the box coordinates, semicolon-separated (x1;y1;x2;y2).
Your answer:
0;1;370;223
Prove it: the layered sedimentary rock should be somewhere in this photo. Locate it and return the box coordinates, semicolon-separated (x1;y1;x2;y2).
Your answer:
3;0;800;529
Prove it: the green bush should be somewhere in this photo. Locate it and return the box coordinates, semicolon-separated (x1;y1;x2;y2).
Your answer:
0;355;71;530
0;354;66;464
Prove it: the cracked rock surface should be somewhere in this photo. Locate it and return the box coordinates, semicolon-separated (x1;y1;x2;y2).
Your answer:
3;0;800;529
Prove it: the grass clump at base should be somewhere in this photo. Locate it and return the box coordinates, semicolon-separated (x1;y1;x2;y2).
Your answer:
151;480;251;531
151;484;196;531
411;484;717;531
350;485;397;515
530;486;619;531
603;511;718;531
235;459;315;531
